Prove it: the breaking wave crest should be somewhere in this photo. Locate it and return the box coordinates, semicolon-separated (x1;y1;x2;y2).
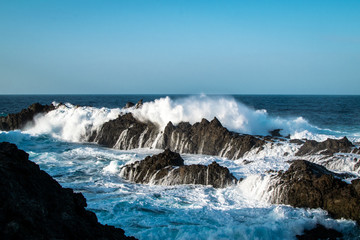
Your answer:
25;103;123;142
132;95;331;138
21;96;350;143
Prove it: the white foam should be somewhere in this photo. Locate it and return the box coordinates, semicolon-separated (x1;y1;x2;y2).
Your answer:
131;95;327;138
24;103;122;142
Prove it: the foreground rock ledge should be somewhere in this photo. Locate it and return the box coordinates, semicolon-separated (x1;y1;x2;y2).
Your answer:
0;142;136;240
120;149;237;188
271;160;360;224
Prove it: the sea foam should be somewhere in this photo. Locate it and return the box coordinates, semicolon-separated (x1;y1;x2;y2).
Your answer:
18;95;356;144
132;95;322;137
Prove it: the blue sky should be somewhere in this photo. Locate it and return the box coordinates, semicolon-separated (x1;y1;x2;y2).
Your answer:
0;0;359;94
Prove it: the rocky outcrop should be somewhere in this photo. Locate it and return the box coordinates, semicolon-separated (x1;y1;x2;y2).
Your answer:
161;118;265;159
93;113;160;149
296;137;358;156
120;149;237;188
95;113;265;159
271;160;360;224
0;142;136;240
0;103;55;131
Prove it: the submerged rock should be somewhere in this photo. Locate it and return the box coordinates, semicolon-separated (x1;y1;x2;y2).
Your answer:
0;103;55;131
0;142;136;240
271;160;360;224
120;149;237;188
296;136;358;156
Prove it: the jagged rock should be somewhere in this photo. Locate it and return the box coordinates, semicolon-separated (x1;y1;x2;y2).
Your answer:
94;113;265;159
120;149;237;188
271;160;360;224
161;117;265;159
296;137;358;156
124;102;135;108
0;142;136;240
296;224;342;240
135;99;143;109
0;103;55;131
269;129;282;137
95;113;159;149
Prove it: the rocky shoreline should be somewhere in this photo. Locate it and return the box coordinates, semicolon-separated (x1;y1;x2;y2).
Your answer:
1;102;360;238
0;142;136;240
2;102;359;160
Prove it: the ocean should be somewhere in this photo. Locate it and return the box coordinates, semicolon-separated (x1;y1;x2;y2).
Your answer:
1;94;360;239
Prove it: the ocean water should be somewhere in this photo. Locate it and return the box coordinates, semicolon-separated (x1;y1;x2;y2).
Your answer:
1;94;360;239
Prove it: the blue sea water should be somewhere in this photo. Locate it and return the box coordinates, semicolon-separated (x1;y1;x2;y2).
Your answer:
1;94;360;239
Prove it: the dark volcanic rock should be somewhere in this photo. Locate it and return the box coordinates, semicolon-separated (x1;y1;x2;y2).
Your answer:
161;117;265;159
124;102;135;108
0;103;55;131
120;149;237;188
296;224;343;240
271;160;360;224
94;113;159;149
0;142;136;240
296;137;358;156
134;99;143;109
269;129;282;137
94;113;265;159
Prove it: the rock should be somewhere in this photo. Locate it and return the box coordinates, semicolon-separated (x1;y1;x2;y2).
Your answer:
269;129;282;137
135;99;143;109
0;142;136;240
94;113;159;149
0;103;55;131
296;224;342;240
296;137;358;156
161;117;266;159
290;139;305;145
271;160;360;224
120;149;237;188
124;102;135;108
94;113;265;159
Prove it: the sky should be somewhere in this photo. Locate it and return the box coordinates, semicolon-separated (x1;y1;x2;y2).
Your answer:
0;0;359;95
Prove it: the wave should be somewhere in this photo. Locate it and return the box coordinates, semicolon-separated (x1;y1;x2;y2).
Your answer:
132;95;340;138
25;102;123;142
18;95;354;143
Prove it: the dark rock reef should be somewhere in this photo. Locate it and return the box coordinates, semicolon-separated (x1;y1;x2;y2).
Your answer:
296;136;359;156
271;160;360;224
95;113;265;159
120;149;237;188
0;103;55;131
0;142;136;240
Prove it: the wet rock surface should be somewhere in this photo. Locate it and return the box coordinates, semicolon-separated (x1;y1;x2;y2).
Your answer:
296;137;358;156
161;117;265;159
271;160;360;224
0;142;136;240
94;113;159;149
0;103;55;131
95;113;266;159
296;224;343;240
120;149;237;188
